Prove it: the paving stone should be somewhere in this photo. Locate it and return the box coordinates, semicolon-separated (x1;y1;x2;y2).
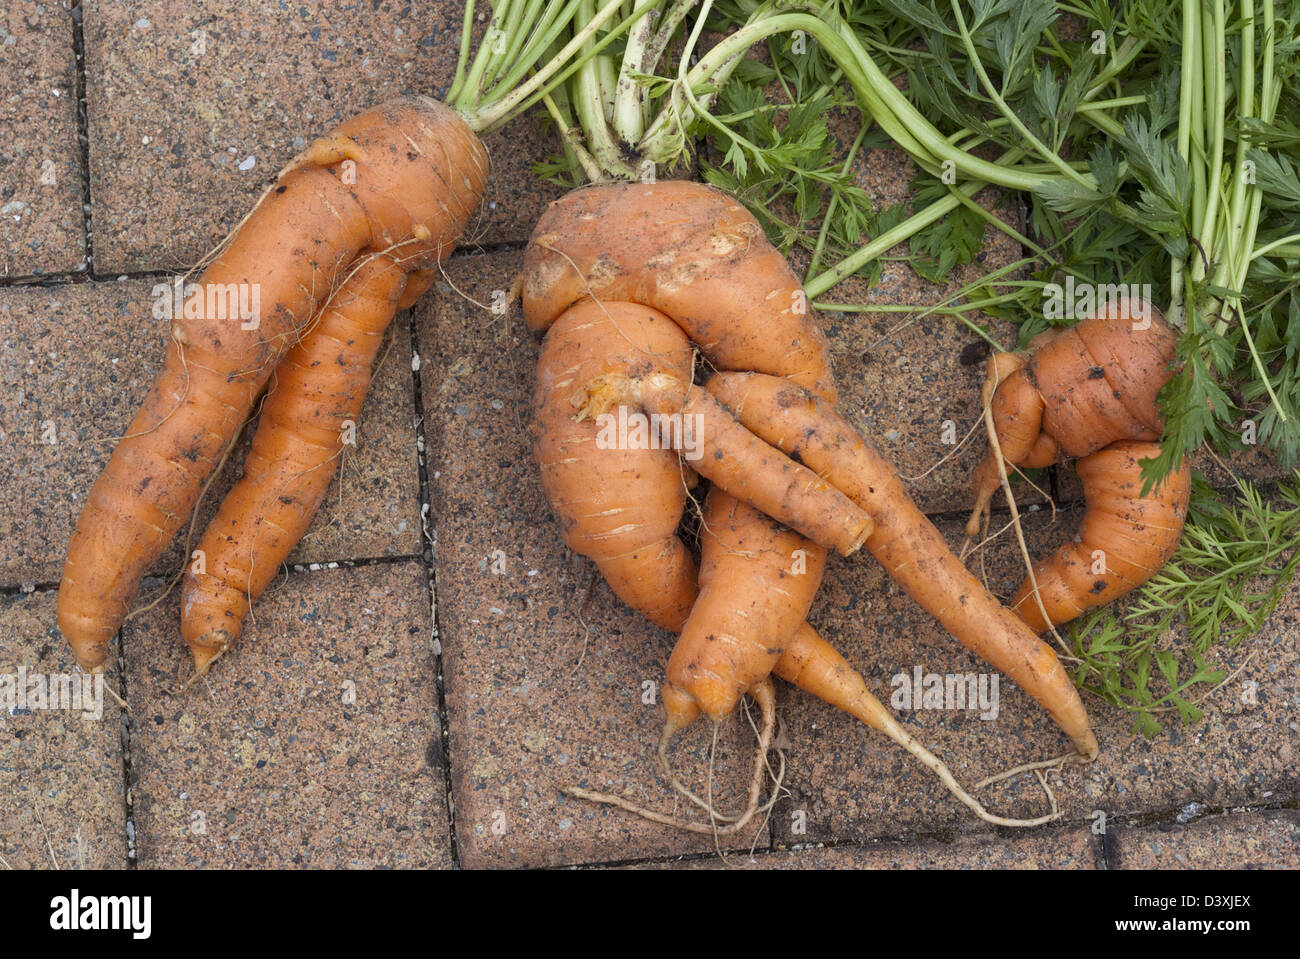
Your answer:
775;507;1299;846
420;253;768;868
0;589;127;869
1111;809;1299;869
0;0;87;277
124;561;450;868
0;277;420;589
634;823;1099;868
83;0;561;274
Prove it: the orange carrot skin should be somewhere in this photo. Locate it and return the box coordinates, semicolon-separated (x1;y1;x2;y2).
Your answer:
1010;441;1191;633
666;490;826;720
58;98;488;671
971;298;1179;517
578;371;872;557
532;299;701;631
524;180;839;727
179;255;426;671
774;622;881;729
1030;303;1176;458
522;180;835;399
706;371;1098;758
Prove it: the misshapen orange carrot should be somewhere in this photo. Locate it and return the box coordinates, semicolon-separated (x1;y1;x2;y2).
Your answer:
58;98;489;672
179;255;433;673
524;180;844;731
965;298;1188;632
1009;441;1191;633
665;489;826;723
968;297;1179;535
532;299;700;631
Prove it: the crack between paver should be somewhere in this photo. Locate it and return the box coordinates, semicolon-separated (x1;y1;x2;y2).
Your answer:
573;800;1300;867
0;254;518;290
114;626;138;868
406;299;463;869
68;0;94;276
283;553;424;573
565;816;1088;868
0;267;183;288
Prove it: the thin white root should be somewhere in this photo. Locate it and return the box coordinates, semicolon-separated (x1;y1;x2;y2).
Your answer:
562;679;784;836
100;678;129;712
974;750;1090;789
873;709;1062;827
171;644;229;695
981;390;1075;660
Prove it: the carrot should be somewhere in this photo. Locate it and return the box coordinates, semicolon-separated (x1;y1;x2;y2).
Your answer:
533;298;853;646
179;254;434;674
57;97;490;673
963;297;1189;632
525;180;846;732
967;297;1180;537
522;180;836;399
666;489;826;723
1009;441;1191;633
575;369;873;559
532;298;700;632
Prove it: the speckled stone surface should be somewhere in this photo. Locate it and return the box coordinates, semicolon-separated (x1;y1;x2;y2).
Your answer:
0;1;87;277
774;507;1298;846
123;561;451;868
634;823;1100;869
419;252;769;867
0;589;127;869
1111;809;1299;869
83;0;562;274
0;280;151;587
0;278;421;589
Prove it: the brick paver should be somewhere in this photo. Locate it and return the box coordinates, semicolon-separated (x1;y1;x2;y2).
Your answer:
0;0;87;277
83;0;560;275
1111;809;1299;869
0;589;127;869
123;561;452;868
